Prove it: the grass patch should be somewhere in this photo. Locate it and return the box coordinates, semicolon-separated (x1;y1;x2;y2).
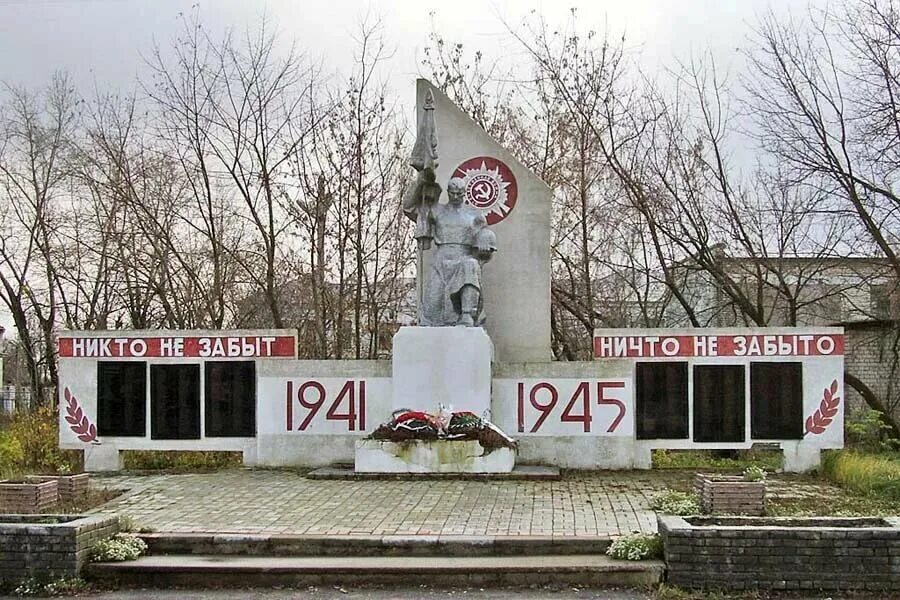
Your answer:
820;449;900;502
767;489;898;516
653;449;782;471
122;450;242;472
8;576;90;597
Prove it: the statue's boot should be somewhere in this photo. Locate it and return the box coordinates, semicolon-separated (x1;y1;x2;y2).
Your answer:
458;285;478;327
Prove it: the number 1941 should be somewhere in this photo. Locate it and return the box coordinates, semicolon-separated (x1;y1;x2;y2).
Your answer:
286;380;366;432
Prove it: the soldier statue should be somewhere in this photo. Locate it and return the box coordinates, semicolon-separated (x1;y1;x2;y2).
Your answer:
402;90;496;327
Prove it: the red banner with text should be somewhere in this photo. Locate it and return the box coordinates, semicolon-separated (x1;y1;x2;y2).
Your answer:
58;335;296;359
594;333;843;359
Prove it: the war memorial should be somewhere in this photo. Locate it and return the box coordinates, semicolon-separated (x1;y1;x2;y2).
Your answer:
58;80;846;476
37;79;900;597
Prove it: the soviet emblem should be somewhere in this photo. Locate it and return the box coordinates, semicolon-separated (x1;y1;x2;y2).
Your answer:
453;156;518;225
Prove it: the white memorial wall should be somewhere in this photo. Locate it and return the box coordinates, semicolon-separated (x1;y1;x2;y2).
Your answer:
59;326;843;472
57;329;297;471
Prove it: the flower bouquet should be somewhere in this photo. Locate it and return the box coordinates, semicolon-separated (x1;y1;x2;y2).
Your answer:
369;407;517;451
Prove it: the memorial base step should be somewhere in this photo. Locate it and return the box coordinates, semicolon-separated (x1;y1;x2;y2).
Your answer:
308;464;558;480
354;439;516;473
87;553;663;589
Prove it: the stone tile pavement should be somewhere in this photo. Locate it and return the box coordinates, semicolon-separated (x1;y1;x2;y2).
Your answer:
86;469;842;538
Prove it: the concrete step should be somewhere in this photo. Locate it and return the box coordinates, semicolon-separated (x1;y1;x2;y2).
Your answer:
87;554;664;588
307;465;561;480
139;533;612;557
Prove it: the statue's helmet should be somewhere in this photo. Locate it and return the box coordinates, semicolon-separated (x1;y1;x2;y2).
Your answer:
474;227;497;261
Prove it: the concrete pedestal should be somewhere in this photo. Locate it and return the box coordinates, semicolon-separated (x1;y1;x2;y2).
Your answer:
782;442;821;473
84;445;122;472
355;439;515;473
391;326;493;418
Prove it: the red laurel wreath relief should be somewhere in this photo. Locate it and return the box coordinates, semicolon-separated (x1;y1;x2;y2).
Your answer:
64;387;98;443
805;379;840;435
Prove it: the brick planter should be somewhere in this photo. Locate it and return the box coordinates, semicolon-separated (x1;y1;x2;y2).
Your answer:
659;515;900;592
27;474;90;502
694;473;765;516
0;480;58;514
0;514;119;581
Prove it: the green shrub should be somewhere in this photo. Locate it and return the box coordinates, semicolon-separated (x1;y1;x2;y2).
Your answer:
606;533;663;561
123;450;241;472
90;533;147;562
0;432;25;478
821;449;900;501
845;407;898;452
648;489;700;515
2;406;80;476
742;466;766;482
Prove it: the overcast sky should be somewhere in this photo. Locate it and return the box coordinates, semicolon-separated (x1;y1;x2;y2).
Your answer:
0;0;824;100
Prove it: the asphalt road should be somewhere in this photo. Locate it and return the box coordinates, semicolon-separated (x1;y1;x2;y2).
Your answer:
0;584;877;599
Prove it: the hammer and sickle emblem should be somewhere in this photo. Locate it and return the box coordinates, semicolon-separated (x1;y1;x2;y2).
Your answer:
473;182;493;201
454;156;517;225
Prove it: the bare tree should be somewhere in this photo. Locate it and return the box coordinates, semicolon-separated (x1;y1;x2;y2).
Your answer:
289;17;412;359
746;4;900;279
0;74;79;404
147;14;321;330
145;13;247;328
505;14;868;354
744;2;900;432
421;21;518;145
506;17;707;337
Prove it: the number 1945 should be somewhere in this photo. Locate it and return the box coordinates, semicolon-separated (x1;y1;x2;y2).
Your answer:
517;381;626;434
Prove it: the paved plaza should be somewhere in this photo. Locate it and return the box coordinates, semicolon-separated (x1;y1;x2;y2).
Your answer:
87;469;835;538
